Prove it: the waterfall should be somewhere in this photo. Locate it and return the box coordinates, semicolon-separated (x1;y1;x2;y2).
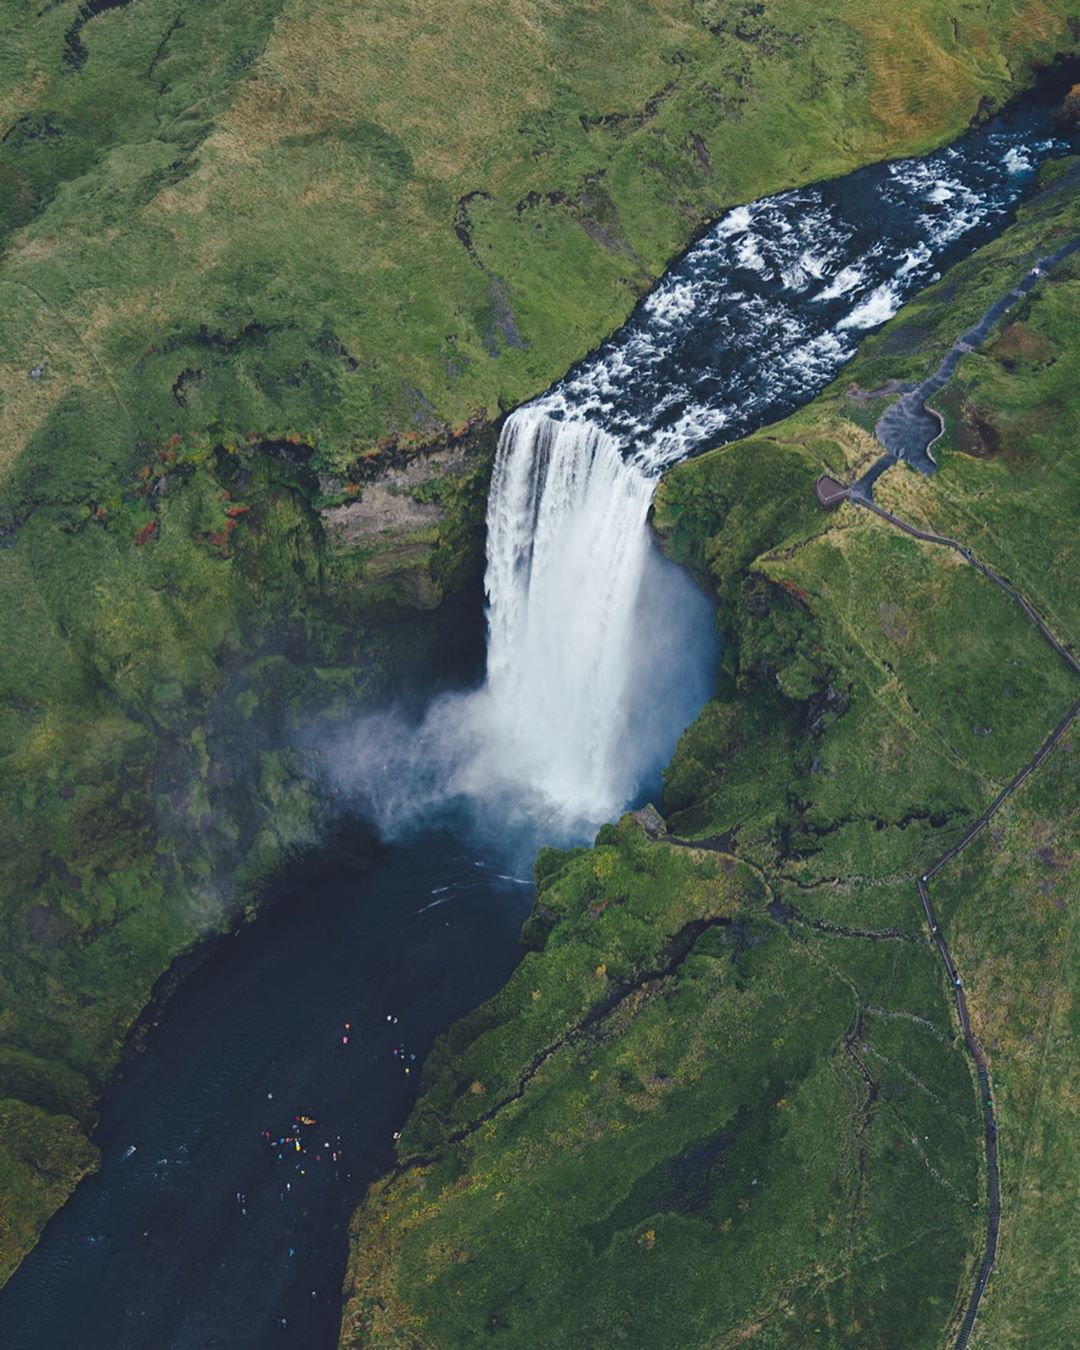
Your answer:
332;100;1066;845
327;402;710;845
482;408;657;823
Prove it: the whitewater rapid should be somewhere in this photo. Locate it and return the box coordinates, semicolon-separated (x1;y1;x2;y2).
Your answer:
476;105;1064;826
339;98;1069;839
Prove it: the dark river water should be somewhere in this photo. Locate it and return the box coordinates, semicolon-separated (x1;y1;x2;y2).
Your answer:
0;829;532;1349
2;65;1078;1350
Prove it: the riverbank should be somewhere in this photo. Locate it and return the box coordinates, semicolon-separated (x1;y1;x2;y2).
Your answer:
0;424;495;1287
0;828;534;1349
340;155;1080;1348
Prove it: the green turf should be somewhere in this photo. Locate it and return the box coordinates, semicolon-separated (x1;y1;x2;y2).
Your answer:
929;729;1080;1348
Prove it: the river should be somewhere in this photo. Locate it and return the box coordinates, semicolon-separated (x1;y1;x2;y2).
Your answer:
1;73;1076;1349
0;827;534;1347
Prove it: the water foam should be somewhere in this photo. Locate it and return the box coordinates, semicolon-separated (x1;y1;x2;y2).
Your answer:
483;411;656;820
838;281;902;331
340;98;1070;836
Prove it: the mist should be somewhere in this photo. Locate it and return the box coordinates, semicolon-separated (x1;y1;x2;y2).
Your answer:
324;427;719;865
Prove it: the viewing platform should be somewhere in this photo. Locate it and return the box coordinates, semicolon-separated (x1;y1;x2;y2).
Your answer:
814;474;849;508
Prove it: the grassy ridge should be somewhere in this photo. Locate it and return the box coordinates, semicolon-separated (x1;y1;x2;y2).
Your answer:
931;730;1080;1347
341;161;1080;1346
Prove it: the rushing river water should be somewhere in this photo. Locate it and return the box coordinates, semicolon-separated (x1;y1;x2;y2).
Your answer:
469;88;1075;827
1;78;1076;1350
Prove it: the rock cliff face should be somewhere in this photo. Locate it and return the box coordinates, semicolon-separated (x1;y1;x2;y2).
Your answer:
1058;81;1080;123
0;420;493;1285
320;431;495;609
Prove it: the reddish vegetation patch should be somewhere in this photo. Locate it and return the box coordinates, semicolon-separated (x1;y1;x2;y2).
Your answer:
226;503;250;519
962;408;1002;459
134;519;158;546
450;409;487;441
989;322;1056;370
936;388;1004;460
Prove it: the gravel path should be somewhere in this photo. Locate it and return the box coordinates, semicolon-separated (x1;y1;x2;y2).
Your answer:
852;231;1080;500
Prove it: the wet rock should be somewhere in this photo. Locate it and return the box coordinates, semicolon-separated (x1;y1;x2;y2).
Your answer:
321;446;466;547
632;803;667;839
1056;83;1080;127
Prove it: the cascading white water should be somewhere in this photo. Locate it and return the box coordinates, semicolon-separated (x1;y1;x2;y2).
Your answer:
332;105;1063;845
483;408;657;823
470;111;1062;831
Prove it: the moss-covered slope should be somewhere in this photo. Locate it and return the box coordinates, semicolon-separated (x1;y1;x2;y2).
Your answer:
3;0;1079;1299
340;162;1080;1348
0;419;495;1284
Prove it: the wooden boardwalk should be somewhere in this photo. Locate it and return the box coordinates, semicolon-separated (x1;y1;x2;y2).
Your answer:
814;474;848;508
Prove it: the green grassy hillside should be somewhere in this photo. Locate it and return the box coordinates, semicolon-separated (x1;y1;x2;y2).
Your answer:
3;0;1076;466
340;160;1080;1348
2;0;1079;1296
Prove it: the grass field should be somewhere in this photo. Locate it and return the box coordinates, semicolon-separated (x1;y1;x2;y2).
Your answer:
2;0;1079;1300
930;727;1080;1348
341;157;1080;1347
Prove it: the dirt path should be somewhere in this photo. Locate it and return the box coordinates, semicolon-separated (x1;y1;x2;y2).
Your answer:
852;228;1080;499
851;496;1080;1348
